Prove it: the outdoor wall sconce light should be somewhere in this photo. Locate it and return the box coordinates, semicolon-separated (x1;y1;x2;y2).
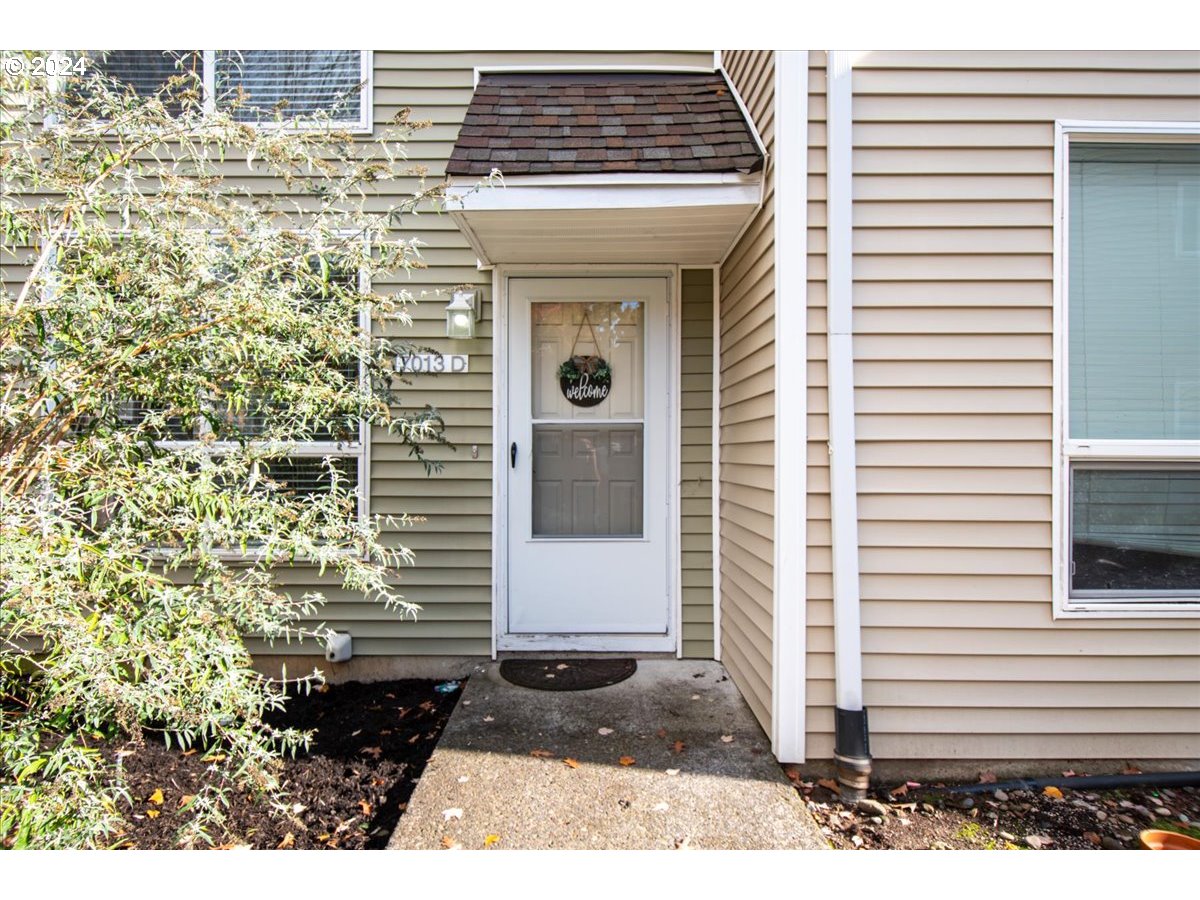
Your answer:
445;289;482;339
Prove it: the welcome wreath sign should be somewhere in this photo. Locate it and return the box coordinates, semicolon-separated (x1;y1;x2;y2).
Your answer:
558;311;612;408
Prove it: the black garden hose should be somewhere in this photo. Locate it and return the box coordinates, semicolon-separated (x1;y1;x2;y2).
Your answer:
928;770;1200;795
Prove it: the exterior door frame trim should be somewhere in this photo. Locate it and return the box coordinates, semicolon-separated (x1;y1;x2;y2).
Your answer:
491;264;682;656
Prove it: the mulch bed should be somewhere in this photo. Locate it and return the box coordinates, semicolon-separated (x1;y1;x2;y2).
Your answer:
785;767;1200;850
108;678;462;849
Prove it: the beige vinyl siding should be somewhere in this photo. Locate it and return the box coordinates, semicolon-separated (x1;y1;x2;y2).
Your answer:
804;51;835;760
681;269;715;658
718;51;775;733
818;50;1200;762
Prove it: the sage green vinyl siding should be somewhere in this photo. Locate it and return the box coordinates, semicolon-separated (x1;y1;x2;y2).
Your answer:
339;50;714;656
0;51;716;660
718;50;775;733
681;268;715;659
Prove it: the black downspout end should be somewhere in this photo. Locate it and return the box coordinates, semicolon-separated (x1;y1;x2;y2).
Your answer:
834;706;872;801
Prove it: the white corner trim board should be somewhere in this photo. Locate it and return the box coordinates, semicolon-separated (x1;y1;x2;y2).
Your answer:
771;50;809;765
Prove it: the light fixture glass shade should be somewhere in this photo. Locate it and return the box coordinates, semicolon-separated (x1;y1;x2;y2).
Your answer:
445;290;478;339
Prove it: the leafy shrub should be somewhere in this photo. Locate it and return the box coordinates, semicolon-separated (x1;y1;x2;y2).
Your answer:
0;50;463;847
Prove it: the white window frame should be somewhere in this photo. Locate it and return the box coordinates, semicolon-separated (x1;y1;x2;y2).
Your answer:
59;50;373;134
1053;119;1200;618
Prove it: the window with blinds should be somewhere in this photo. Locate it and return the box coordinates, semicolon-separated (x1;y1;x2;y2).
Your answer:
78;50;369;129
214;51;363;124
1064;137;1200;605
90;250;366;510
78;50;202;116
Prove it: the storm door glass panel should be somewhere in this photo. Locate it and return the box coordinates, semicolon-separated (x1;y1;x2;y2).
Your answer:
531;300;644;537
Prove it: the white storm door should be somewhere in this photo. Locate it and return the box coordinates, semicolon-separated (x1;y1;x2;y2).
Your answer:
506;277;671;644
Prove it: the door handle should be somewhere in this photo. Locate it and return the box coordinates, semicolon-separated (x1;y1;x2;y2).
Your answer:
510;442;517;468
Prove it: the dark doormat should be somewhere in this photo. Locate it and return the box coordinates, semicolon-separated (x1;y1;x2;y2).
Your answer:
498;658;637;691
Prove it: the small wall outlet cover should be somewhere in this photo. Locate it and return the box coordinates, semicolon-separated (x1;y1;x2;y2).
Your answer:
325;631;353;663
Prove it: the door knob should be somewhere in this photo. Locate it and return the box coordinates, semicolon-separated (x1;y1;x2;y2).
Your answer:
510;442;517;468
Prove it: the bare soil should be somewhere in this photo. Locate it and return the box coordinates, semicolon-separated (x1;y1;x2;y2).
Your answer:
107;678;461;849
785;767;1200;850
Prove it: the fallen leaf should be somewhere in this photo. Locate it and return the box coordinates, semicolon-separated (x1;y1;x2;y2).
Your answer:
442;808;463;821
1084;831;1102;846
656;728;668;739
1122;765;1142;776
563;758;580;769
978;771;998;784
619;756;636;767
315;683;330;694
1043;786;1064;799
817;778;841;794
666;768;680;776
407;734;420;744
204;753;227;763
672;740;686;754
419;700;435;712
277;833;295;849
178;794;196;808
145;809;160;819
181;749;197;757
361;746;382;759
148;789;164;805
782;764;802;783
291;803;307;815
359;799;372;816
483;834;500;848
1061;769;1077;778
889;783;910;797
598;727;614;736
440;836;462;850
720;734;734;743
530;748;554;758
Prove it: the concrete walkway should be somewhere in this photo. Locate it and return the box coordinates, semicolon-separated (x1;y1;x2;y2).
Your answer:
388;660;827;850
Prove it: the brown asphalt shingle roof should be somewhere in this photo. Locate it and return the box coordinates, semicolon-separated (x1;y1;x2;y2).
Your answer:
446;72;764;176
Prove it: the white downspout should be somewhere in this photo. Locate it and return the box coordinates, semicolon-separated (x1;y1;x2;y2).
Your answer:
826;51;871;798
